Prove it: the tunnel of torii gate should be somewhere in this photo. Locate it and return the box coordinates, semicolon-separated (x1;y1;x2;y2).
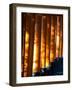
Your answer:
21;13;63;77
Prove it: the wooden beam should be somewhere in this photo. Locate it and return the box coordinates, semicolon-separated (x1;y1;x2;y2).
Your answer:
28;14;35;76
32;14;42;73
24;14;31;77
40;15;47;68
46;15;51;67
56;16;61;58
50;15;56;62
59;15;63;57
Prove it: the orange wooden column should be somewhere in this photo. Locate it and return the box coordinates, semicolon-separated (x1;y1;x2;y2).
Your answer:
56;16;61;58
59;15;63;57
23;14;31;77
32;14;41;73
45;15;51;68
27;14;35;76
50;16;56;62
40;15;47;68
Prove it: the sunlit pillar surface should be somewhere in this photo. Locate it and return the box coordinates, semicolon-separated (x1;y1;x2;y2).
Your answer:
59;16;63;57
46;16;51;68
33;31;39;73
50;16;56;62
23;14;31;77
32;15;41;73
56;16;60;58
24;31;29;76
40;16;46;68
